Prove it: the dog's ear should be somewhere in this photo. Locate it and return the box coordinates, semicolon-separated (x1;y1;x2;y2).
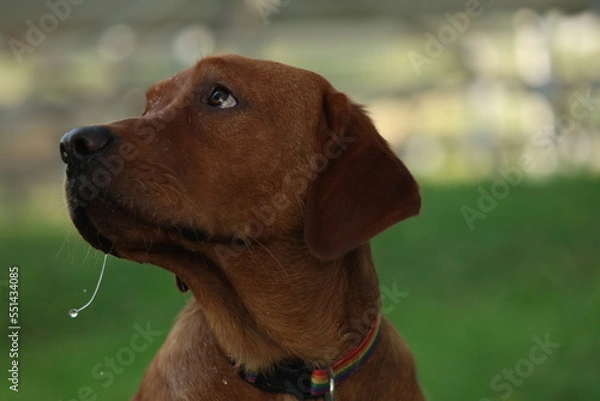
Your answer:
304;90;421;261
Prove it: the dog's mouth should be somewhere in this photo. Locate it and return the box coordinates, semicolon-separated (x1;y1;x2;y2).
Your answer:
66;188;211;258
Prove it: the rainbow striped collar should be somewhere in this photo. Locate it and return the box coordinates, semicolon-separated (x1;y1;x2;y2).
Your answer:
237;314;382;400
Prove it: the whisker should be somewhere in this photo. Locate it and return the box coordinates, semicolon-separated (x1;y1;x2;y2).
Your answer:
244;237;273;280
56;229;72;258
163;172;188;194
252;236;288;278
81;245;93;268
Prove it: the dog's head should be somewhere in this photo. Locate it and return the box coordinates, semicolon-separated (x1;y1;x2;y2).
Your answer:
60;54;420;269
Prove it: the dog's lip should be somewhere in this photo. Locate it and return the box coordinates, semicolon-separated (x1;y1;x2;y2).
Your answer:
69;204;116;255
174;226;209;243
68;194;212;255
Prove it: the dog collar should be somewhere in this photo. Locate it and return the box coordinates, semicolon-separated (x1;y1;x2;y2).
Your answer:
237;314;381;400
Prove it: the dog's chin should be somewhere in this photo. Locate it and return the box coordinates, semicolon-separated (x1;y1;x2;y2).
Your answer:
69;203;116;254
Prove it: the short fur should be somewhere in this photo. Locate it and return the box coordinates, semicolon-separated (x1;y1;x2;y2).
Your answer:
60;54;425;400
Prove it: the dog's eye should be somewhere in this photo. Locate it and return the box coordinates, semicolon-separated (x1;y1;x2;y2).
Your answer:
208;87;237;109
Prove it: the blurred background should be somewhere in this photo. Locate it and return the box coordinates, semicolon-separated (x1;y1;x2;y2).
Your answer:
0;0;598;400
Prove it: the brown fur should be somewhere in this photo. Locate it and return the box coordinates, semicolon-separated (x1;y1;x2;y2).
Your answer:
60;54;425;400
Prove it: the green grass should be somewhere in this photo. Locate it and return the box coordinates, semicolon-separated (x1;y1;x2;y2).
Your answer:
1;177;599;400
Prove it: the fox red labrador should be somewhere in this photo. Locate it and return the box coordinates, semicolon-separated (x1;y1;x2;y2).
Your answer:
60;54;425;400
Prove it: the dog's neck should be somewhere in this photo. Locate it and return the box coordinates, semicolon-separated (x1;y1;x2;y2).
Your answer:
149;240;381;372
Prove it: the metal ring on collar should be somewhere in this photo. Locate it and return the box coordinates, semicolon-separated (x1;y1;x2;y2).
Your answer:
324;366;335;401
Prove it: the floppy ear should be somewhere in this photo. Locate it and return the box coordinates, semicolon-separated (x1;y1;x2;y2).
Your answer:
304;90;421;261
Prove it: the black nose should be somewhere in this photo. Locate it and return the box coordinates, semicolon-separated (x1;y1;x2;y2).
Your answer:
60;126;114;164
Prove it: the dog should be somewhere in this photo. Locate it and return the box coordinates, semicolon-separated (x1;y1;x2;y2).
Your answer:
60;54;425;400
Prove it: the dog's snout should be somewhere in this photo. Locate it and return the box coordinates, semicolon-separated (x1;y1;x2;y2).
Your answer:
60;126;114;164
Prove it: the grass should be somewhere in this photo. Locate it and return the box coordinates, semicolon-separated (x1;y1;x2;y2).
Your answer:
1;177;599;400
